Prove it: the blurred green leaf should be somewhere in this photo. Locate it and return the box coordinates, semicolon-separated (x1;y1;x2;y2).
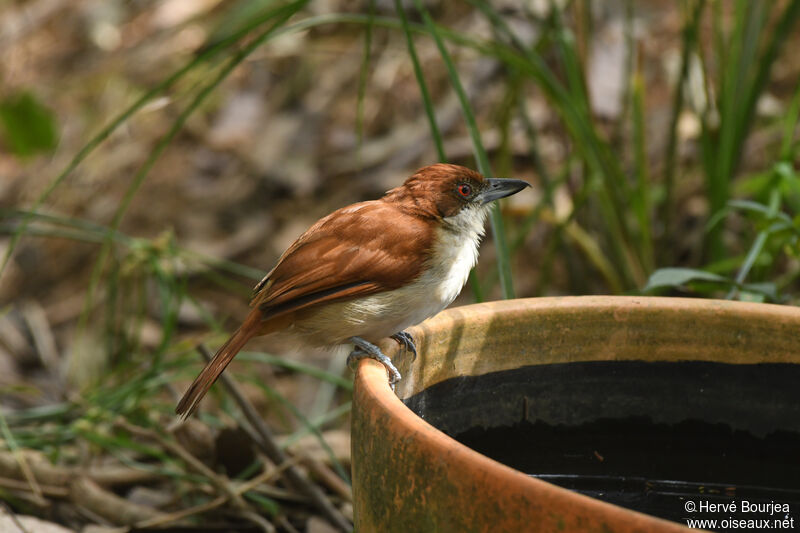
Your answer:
740;282;778;302
728;199;794;226
645;267;778;302
0;91;58;157
206;0;280;47
244;491;280;516
644;267;728;291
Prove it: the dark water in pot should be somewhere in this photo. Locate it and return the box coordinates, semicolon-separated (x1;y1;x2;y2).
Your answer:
404;361;800;530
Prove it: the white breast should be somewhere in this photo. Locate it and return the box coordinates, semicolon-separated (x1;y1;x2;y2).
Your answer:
421;204;487;310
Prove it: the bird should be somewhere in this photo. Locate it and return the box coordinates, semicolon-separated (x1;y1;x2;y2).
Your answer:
176;163;529;418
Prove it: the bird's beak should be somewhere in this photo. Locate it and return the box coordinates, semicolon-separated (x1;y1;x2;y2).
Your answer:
478;178;531;205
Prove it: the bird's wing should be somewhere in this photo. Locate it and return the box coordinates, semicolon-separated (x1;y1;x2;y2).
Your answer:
250;200;433;319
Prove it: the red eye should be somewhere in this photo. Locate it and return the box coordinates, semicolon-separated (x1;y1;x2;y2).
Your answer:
457;183;472;197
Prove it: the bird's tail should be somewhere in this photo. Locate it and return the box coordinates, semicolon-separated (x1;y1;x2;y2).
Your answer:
176;310;262;419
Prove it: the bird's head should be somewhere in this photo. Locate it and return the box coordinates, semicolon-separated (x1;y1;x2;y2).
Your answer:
385;164;530;224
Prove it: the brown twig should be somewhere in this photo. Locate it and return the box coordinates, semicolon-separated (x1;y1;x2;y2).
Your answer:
240;510;276;533
298;454;352;502
0;450;174;528
134;495;227;530
20;301;60;381
114;418;249;511
0;450;160;489
236;455;302;494
134;455;299;531
0;501;31;533
86;465;162;487
0;475;68;498
195;344;352;532
0;449;48;506
276;515;302;533
243;481;307;503
70;476;165;525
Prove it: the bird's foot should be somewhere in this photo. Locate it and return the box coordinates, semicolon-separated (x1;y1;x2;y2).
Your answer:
390;331;417;361
348;336;401;389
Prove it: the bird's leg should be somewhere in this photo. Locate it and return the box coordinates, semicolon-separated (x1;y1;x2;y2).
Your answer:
390;331;417;361
347;336;402;387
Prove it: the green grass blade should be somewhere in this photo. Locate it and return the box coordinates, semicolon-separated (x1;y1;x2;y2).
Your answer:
0;0;308;279
395;0;486;301
471;0;643;287
237;352;353;390
1;208;264;288
661;0;706;262
78;1;308;334
394;0;446;162
726;189;781;299
244;378;350;482
411;0;516;299
281;401;352;449
704;1;800;260
779;80;800;161
740;0;800;161
712;2;764;222
631;70;654;273
355;0;376;170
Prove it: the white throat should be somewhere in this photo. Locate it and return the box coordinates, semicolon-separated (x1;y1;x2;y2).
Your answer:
424;203;490;306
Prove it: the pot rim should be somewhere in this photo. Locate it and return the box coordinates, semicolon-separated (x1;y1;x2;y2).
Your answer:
380;295;800;399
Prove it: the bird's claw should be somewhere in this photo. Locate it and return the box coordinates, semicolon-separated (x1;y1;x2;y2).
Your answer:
391;331;417;361
348;337;401;390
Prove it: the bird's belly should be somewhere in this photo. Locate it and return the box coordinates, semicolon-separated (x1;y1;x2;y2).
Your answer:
291;281;452;345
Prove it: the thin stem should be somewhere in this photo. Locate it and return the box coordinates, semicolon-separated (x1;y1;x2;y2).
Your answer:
412;0;516;298
196;344;351;532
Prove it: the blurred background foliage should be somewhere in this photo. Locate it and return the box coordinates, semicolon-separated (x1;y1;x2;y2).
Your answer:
0;0;799;531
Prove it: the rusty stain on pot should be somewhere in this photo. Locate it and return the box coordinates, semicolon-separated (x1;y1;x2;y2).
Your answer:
352;296;800;532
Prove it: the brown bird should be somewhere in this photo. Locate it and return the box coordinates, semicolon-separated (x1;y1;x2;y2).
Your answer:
176;164;529;417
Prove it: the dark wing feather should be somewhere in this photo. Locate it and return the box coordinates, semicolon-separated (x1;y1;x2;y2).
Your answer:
250;200;433;319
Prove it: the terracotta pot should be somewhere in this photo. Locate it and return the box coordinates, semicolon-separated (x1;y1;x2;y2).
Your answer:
351;296;800;532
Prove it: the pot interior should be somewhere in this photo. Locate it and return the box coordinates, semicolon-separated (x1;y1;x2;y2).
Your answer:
404;360;800;526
